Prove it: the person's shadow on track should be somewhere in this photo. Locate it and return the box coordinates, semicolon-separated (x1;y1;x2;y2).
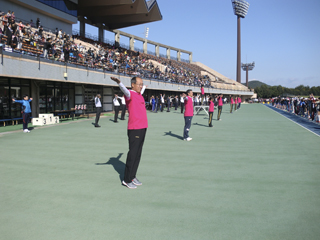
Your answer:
193;122;208;127
95;153;124;182
163;131;184;140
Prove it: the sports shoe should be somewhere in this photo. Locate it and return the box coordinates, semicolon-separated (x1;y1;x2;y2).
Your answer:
23;129;29;133
122;181;137;189
184;137;192;141
132;178;142;186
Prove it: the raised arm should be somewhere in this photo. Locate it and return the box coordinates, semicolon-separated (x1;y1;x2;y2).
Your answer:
182;93;188;101
110;77;130;99
141;85;146;95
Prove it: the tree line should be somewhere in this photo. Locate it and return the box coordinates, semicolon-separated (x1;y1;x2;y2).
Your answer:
254;85;320;98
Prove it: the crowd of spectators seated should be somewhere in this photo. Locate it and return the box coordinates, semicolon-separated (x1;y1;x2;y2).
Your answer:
0;9;239;89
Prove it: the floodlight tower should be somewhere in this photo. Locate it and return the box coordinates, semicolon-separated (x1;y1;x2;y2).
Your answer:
231;0;250;83
145;27;149;39
241;61;255;87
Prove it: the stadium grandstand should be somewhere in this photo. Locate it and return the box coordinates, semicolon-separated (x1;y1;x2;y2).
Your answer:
0;0;253;125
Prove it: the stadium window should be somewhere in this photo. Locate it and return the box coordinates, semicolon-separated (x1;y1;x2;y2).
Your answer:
36;0;77;17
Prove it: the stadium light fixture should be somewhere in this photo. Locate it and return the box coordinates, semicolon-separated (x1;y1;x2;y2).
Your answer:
231;0;250;83
232;0;249;18
241;61;255;87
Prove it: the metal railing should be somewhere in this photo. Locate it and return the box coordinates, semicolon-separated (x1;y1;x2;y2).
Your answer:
0;49;253;92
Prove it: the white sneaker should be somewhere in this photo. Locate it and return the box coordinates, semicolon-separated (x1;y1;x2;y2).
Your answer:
23;129;28;133
184;137;192;141
122;180;137;189
26;130;30;133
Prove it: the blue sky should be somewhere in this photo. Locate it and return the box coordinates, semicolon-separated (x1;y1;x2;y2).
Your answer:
73;0;320;88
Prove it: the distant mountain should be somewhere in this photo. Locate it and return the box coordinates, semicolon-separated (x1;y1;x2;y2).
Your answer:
242;80;269;89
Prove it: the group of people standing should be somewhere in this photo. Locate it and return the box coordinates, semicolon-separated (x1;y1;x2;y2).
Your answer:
271;94;319;122
229;95;242;114
11;78;243;190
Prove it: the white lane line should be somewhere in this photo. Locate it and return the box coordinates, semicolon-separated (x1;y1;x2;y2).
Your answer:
264;105;320;138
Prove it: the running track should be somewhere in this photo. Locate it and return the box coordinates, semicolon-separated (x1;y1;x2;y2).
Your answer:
265;104;320;137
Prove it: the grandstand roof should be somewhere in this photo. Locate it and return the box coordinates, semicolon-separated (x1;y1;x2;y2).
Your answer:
77;0;162;30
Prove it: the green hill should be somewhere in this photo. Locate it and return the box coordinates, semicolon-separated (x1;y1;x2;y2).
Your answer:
243;80;269;89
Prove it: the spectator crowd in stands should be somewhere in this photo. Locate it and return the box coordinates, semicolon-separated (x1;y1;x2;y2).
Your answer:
0;9;215;88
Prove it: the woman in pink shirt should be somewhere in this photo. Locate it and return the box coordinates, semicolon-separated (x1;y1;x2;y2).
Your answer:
217;94;223;121
183;89;194;141
201;85;205;105
234;97;238;112
208;96;214;127
230;95;234;113
238;96;242;109
111;76;147;189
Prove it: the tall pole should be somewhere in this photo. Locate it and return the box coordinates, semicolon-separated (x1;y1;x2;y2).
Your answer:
241;61;255;87
246;65;248;87
237;15;241;83
231;0;249;83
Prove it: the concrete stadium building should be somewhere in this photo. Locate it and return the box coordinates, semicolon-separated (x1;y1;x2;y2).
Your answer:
0;0;253;125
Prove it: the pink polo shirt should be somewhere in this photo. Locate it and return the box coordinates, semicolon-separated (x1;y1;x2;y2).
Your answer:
184;96;194;117
218;97;223;106
235;98;238;104
201;88;204;95
238;97;241;103
209;100;214;112
125;90;148;130
231;98;234;104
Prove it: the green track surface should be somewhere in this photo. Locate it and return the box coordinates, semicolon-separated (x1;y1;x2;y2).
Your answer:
1;104;319;240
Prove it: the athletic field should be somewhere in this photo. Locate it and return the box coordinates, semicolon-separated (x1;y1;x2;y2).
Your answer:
1;104;319;240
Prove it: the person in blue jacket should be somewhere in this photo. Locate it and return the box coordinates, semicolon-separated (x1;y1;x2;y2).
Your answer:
12;95;33;133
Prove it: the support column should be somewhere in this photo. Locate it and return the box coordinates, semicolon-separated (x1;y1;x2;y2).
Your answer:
166;48;170;60
129;37;135;51
143;39;147;54
114;31;120;48
189;53;192;63
80;20;85;37
98;27;104;42
31;80;39;118
177;50;181;61
155;45;159;57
